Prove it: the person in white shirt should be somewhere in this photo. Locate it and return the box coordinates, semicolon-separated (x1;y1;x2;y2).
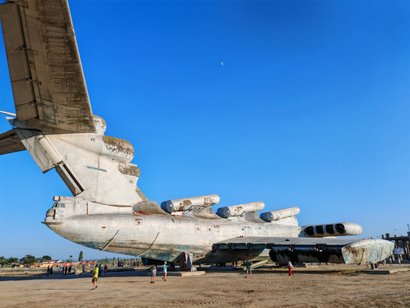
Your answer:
287;260;294;276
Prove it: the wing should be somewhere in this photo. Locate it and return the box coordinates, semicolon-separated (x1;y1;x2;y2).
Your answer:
213;236;394;265
0;0;95;133
0;129;25;155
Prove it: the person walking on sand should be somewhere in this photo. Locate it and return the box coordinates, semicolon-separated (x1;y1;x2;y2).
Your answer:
150;265;157;283
287;260;294;276
162;262;168;281
92;263;99;290
245;259;252;278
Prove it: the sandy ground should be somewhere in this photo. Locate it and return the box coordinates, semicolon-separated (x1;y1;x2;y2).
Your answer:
1;268;410;307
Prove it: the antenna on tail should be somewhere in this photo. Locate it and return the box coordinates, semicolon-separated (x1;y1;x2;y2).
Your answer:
0;110;16;117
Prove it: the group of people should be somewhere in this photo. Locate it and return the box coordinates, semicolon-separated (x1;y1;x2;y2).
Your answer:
62;264;73;275
150;262;168;283
244;259;295;278
89;258;295;289
45;262;105;290
46;265;54;276
90;261;168;289
45;263;73;276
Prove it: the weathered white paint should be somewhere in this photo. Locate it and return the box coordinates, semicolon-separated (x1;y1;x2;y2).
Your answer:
44;198;300;262
260;207;301;222
217;202;265;218
161;194;221;213
18;126;142;206
342;239;394;264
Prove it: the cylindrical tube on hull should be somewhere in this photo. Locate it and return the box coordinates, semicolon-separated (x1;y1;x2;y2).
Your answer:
260;207;300;222
302;222;363;237
161;194;221;212
217;202;265;218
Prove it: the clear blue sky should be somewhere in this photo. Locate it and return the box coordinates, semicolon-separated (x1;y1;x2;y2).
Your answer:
0;0;409;260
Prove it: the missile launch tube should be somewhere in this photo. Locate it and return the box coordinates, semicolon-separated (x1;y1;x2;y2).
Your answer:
217;202;265;218
260;207;300;222
161;194;220;212
302;222;363;237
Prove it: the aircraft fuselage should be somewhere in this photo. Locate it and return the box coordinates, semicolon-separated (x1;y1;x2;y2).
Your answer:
44;198;301;263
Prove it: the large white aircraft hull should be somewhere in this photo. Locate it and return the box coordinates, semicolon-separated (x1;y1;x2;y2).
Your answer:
44;199;300;263
0;0;394;266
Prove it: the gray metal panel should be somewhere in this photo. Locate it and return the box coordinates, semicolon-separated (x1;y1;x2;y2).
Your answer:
0;129;25;155
215;236;358;249
0;3;38;121
0;0;95;133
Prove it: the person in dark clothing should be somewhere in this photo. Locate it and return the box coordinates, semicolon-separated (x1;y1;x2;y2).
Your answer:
244;259;252;278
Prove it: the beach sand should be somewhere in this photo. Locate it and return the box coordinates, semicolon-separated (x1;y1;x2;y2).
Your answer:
0;267;409;307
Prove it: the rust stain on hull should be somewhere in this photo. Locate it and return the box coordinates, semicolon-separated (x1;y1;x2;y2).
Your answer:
103;135;134;157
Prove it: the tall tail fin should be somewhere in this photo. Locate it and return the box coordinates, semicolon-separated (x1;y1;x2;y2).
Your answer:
15;123;145;206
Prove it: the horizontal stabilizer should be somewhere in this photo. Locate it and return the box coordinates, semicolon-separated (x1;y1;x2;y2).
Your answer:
0;129;25;155
0;1;95;133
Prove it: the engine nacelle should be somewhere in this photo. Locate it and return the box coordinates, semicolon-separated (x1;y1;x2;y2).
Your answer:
260;207;300;222
161;194;220;213
216;202;265;218
302;222;362;237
